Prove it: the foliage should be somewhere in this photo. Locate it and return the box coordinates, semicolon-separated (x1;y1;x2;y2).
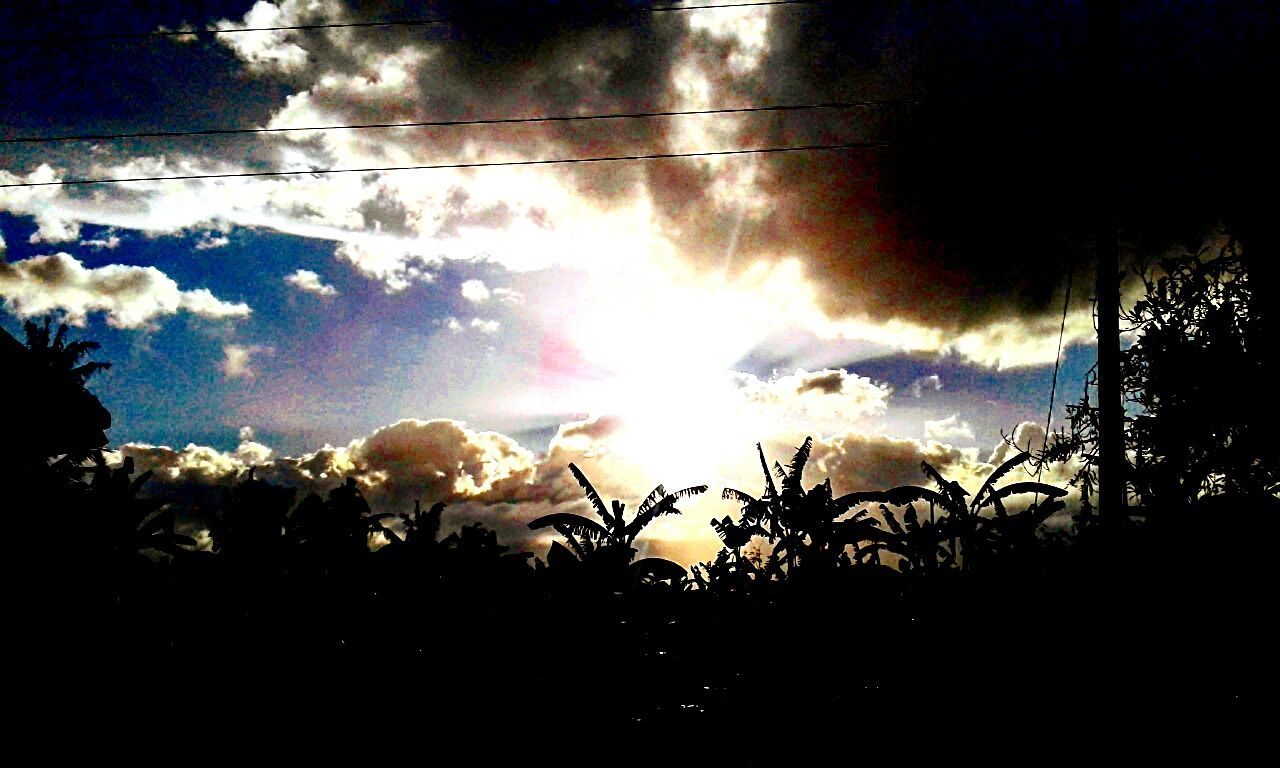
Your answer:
1046;239;1277;513
528;463;706;589
704;440;1065;585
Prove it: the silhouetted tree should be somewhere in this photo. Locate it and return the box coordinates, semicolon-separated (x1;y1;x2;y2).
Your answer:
1048;239;1277;516
838;451;1066;572
2;318;111;478
209;467;296;567
529;463;705;588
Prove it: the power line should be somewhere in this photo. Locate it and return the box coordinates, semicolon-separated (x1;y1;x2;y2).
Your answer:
1034;269;1075;504
1;99;919;145
0;140;894;188
0;1;826;46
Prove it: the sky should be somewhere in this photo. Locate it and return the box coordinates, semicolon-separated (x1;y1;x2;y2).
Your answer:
1;1;1269;563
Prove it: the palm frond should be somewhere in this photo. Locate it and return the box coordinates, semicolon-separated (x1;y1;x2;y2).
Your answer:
973;450;1032;508
629;557;688;584
722;487;759;506
756;443;777;498
625;486;706;542
527;512;608;542
636;484;667;516
568;463;614;526
835;485;949;510
773;461;788;485
784;437;813;492
990;482;1068;501
879;504;905;535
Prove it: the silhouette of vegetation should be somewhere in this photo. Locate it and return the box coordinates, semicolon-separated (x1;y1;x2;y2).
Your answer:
529;463;705;589
12;278;1266;748
1047;240;1277;515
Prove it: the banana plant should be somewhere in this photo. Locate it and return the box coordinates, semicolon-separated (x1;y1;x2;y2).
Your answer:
528;463;706;587
833;450;1068;571
85;454;196;562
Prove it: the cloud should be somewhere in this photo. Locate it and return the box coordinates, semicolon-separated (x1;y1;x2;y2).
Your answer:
924;414;975;442
335;241;439;293
195;233;230;250
3;1;1255;367
440;316;499;335
460;279;490;303
470;318;500;334
81;234;121;250
0;252;251;328
212;0;309;73
910;374;943;398
113;406;1070;565
284;268;338;296
492;287;523;305
732;368;891;424
221;344;272;379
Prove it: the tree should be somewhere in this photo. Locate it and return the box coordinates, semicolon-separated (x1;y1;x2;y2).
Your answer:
528;463;705;588
837;451;1066;572
1047;238;1277;515
2;318;112;475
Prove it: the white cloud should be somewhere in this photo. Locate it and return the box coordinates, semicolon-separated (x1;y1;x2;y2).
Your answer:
81;234;121;250
924;414;976;442
335;241;439;293
910;374;943;398
195;233;230;250
460;279;490;303
470;318;500;334
0;252;251;328
212;0;310;73
492;287;523;305
284;268;338;296
732;368;892;424
221;344;272;379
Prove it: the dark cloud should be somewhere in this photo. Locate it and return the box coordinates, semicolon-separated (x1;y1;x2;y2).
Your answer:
294;2;1273;334
650;2;1277;332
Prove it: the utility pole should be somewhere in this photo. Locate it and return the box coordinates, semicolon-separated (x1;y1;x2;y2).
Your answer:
1092;1;1125;521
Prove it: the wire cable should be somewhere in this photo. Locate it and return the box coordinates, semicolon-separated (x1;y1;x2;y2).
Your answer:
0;140;895;189
0;1;827;45
1034;270;1076;503
1;99;920;145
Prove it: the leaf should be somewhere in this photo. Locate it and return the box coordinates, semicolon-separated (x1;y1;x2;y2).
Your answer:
636;484;667;517
973;450;1031;509
835;486;949;510
756;443;777;499
625;486;707;541
832;520;889;545
773;461;788;484
630;558;688;584
991;482;1068;501
880;504;905;535
722;487;759;506
546;540;580;569
527;512;608;542
784;437;813;492
568;463;614;527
